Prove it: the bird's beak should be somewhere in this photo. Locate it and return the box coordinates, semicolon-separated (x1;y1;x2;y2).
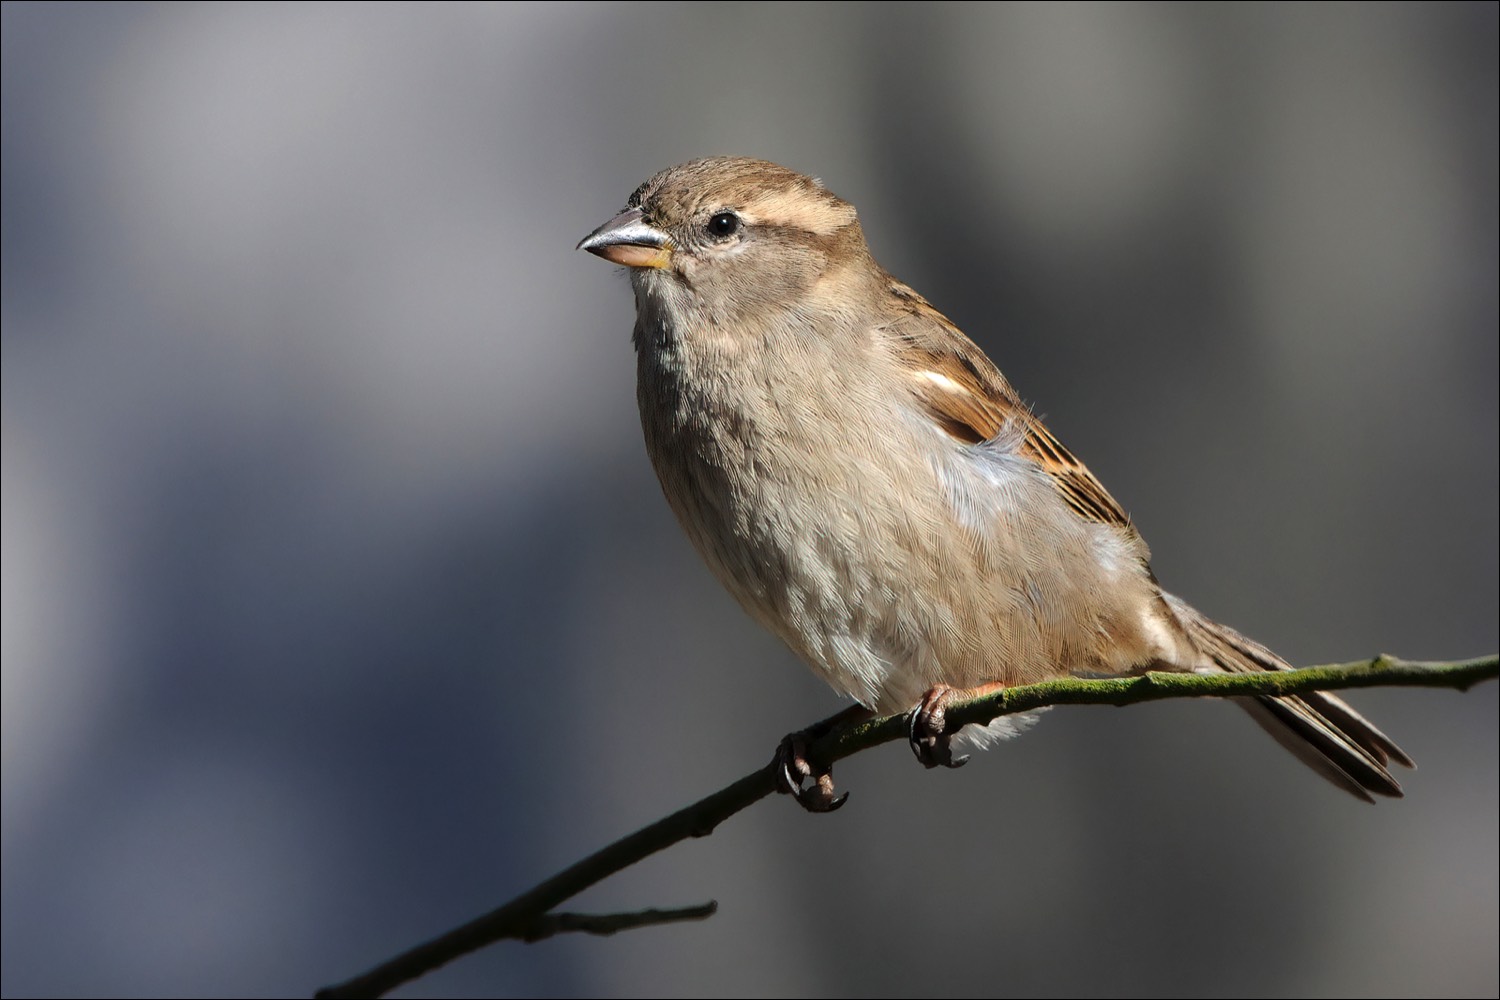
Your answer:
576;207;673;269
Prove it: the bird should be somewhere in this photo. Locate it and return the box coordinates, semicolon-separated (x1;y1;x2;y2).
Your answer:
577;156;1413;811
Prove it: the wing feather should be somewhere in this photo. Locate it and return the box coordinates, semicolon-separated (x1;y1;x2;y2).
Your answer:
882;279;1135;533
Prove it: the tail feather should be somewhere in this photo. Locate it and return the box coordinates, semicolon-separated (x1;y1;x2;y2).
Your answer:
1239;697;1400;802
1162;594;1414;801
1299;687;1414;769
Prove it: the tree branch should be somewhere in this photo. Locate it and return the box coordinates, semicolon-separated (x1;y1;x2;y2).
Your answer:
820;653;1498;764
316;654;1496;999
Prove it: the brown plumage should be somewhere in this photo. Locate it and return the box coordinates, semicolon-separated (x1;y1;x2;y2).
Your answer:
579;156;1413;804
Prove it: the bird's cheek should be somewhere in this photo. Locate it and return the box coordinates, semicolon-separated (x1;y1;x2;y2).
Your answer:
668;253;705;289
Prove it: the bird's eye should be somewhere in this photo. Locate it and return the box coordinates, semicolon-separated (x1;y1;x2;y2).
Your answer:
707;211;741;238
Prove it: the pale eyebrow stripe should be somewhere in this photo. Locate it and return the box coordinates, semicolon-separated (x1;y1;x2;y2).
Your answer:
742;189;856;235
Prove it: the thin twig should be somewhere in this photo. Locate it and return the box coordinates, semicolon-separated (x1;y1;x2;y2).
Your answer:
520;902;718;943
316;653;1496;999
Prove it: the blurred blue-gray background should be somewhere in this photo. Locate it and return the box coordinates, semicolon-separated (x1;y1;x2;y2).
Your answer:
3;4;1495;997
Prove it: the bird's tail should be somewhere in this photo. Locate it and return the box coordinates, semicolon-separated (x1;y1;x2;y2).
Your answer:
1163;594;1414;802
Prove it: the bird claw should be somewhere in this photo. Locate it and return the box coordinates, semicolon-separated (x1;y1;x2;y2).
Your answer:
909;686;970;769
774;733;849;813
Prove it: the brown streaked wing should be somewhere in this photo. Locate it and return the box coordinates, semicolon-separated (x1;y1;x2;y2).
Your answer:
1016;413;1133;529
883;279;1135;533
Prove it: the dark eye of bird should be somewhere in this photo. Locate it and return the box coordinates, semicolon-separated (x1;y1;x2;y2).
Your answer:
707;211;740;238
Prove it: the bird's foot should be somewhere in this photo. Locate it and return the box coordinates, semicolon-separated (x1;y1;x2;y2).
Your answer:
773;705;871;813
908;686;969;769
774;733;847;812
908;682;1007;769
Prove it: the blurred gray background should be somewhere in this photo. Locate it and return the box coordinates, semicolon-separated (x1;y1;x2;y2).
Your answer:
3;4;1496;998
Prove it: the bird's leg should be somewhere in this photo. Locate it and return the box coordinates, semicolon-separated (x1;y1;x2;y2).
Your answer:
909;682;1008;769
774;704;872;813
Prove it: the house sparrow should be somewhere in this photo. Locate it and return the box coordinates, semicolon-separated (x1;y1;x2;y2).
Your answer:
578;156;1413;811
